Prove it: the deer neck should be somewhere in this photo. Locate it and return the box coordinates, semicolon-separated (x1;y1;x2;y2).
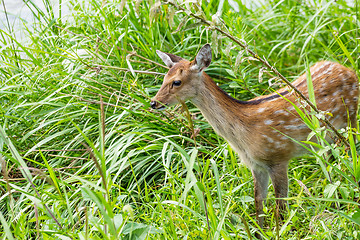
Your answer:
191;73;250;140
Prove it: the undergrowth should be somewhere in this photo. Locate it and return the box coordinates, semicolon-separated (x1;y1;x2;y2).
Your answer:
0;0;359;239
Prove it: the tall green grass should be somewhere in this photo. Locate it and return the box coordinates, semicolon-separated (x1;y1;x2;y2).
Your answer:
0;0;359;239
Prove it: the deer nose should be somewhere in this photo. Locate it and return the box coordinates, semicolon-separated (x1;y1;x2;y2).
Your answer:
150;101;157;109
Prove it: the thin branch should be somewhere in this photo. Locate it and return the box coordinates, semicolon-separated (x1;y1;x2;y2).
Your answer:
164;0;349;146
128;52;169;69
31;149;87;152
0;156;13;206
81;142;108;194
0;178;26;181
95;65;165;75
47;154;89;160
58;92;119;107
21;168;63;229
55;24;167;72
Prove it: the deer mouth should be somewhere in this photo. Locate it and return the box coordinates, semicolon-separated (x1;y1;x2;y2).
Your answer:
150;101;168;110
157;105;167;110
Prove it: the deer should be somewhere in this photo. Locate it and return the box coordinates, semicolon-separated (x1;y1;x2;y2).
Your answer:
150;44;359;230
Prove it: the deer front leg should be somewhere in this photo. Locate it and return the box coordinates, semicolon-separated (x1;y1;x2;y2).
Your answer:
252;168;269;228
269;163;289;220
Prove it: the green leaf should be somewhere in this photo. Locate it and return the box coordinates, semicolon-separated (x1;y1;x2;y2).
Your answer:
181;148;198;203
339;209;360;226
225;69;236;78
0;211;15;240
122;222;161;240
324;181;340;198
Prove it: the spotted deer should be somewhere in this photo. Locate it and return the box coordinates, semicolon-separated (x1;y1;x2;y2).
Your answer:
150;44;359;228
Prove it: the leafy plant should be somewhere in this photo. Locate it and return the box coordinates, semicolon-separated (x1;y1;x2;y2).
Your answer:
0;0;359;239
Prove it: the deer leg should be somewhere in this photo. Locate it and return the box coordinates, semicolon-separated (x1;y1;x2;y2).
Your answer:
269;163;289;220
251;167;269;228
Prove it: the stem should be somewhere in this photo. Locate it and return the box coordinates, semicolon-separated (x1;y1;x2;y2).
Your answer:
164;0;349;147
95;65;165;75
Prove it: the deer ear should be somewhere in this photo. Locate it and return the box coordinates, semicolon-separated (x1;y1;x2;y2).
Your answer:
192;44;212;72
156;50;184;68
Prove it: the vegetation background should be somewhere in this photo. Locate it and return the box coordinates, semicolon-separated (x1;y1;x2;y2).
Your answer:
0;0;359;239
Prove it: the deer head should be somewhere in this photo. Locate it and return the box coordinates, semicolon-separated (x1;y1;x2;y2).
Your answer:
150;44;212;109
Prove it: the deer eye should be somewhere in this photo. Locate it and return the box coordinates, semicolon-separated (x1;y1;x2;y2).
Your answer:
172;80;182;87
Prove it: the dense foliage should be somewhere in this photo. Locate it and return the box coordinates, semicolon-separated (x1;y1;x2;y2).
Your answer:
0;0;359;239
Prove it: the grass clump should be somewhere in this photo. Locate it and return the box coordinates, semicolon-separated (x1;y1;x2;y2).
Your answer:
0;0;360;239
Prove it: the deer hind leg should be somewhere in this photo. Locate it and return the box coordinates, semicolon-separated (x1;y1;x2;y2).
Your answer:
269;163;289;220
251;167;270;228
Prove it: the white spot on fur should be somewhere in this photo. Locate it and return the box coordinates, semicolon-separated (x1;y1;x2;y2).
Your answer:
317;98;328;104
280;136;288;140
350;89;358;97
312;62;321;69
274;141;286;149
274;110;285;115
316;62;332;72
257;107;266;113
288;106;295;111
332;106;340;113
325;64;334;73
321;82;328;89
314;62;335;80
283;125;308;130
264;119;273;125
291;118;301;123
332;115;341;122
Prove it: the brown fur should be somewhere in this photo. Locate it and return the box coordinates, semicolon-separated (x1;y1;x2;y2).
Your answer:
152;47;359;231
